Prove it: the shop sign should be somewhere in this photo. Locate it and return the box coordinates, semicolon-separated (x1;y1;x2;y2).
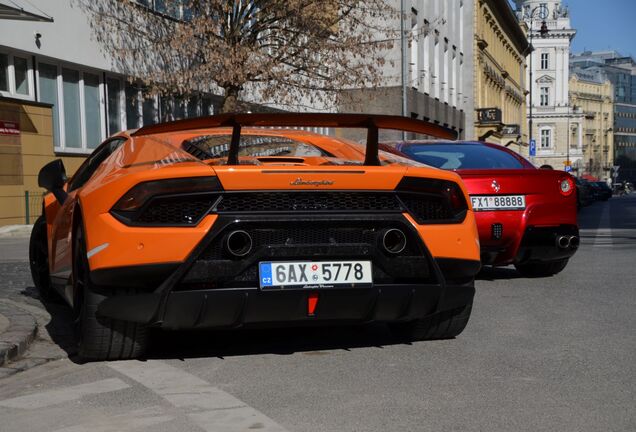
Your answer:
476;108;502;125
0;121;20;136
502;124;520;136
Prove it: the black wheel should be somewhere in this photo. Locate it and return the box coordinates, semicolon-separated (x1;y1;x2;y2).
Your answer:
74;224;148;360
29;215;58;301
389;301;473;341
514;258;569;278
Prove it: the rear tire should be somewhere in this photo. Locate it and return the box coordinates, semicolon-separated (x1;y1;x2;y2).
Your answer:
29;215;59;301
389;301;473;341
78;286;148;361
514;258;569;278
74;224;148;361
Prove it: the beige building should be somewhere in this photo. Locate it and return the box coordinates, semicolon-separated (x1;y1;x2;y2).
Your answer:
569;72;614;181
471;0;530;153
0;98;84;226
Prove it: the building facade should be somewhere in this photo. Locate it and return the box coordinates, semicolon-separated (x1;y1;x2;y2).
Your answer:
570;51;636;184
340;0;472;139
569;71;614;182
471;0;529;152
0;0;226;225
515;0;583;172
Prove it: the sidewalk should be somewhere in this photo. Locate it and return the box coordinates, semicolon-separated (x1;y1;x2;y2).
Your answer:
0;300;38;370
0;224;34;239
0;226;44;375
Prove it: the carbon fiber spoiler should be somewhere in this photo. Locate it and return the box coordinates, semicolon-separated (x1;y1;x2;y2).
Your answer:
131;113;458;166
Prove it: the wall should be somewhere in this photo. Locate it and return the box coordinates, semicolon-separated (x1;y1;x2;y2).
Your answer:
473;0;528;151
569;75;614;181
0;98;85;226
340;0;471;137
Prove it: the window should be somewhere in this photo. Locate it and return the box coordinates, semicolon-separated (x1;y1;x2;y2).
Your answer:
540;129;551;148
187;97;201;118
0;53;8;92
106;78;122;135
142;90;158;125
38;63;60;146
14;56;30;95
0;52;33;98
540;87;550;106
83;73;102;149
540;53;549;70
39;63;106;152
202;97;215;116
126;82;142;129
409;8;419;89
423;33;430;94
62;69;82;149
434;39;440;99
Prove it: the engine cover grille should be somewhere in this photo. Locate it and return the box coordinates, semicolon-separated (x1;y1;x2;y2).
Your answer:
215;192;403;213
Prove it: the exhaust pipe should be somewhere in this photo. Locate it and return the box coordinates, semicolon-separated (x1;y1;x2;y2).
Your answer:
225;230;253;257
556;235;570;249
381;228;407;254
569;236;580;249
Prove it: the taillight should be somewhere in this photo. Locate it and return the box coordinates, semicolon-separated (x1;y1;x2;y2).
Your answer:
445;183;467;211
559;177;575;197
112;176;222;212
396;176;468;223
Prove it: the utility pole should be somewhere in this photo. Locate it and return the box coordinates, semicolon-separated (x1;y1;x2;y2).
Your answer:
400;0;407;140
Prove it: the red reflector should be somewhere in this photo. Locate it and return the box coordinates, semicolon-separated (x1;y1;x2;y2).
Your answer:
308;293;319;316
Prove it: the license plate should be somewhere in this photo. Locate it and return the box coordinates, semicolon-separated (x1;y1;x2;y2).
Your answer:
470;195;526;211
259;261;373;289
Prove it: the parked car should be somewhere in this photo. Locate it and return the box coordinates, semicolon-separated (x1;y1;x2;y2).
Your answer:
30;113;481;360
589;181;612;201
574;177;593;207
379;140;579;277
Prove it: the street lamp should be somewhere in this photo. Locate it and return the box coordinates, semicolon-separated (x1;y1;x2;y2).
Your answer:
525;6;549;159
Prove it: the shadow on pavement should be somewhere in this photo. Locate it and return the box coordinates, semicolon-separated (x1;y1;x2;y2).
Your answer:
145;323;407;361
476;266;523;281
20;284;79;359
29;287;410;362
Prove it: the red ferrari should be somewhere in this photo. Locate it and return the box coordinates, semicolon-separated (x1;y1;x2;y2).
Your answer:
380;140;579;277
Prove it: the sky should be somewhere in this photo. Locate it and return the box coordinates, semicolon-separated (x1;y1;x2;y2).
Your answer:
507;0;635;57
566;0;636;57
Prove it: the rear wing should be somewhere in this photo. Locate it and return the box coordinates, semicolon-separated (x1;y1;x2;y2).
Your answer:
131;113;458;166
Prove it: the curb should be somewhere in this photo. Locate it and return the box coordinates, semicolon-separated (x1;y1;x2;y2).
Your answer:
0;301;38;367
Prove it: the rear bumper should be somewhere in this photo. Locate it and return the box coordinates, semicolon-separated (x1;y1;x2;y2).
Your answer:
93;214;480;328
95;270;477;329
514;225;579;264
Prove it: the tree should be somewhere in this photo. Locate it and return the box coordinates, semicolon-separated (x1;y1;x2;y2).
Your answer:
80;0;397;113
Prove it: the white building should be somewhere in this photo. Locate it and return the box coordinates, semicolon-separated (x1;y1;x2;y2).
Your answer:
340;0;473;138
515;0;583;171
0;0;257;156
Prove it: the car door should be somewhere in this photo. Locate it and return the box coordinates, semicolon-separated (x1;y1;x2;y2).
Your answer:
49;138;126;296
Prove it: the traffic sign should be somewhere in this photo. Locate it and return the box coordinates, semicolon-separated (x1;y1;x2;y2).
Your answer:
564;165;572;172
529;139;536;156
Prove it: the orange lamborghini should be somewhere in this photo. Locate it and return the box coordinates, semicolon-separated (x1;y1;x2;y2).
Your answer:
30;113;480;360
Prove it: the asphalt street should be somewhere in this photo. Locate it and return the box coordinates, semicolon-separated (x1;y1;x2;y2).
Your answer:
0;195;634;432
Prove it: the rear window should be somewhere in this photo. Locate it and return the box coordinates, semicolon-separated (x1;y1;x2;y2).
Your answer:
398;143;526;170
183;134;332;160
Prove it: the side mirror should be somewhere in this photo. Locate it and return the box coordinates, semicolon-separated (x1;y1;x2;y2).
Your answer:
38;159;68;204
